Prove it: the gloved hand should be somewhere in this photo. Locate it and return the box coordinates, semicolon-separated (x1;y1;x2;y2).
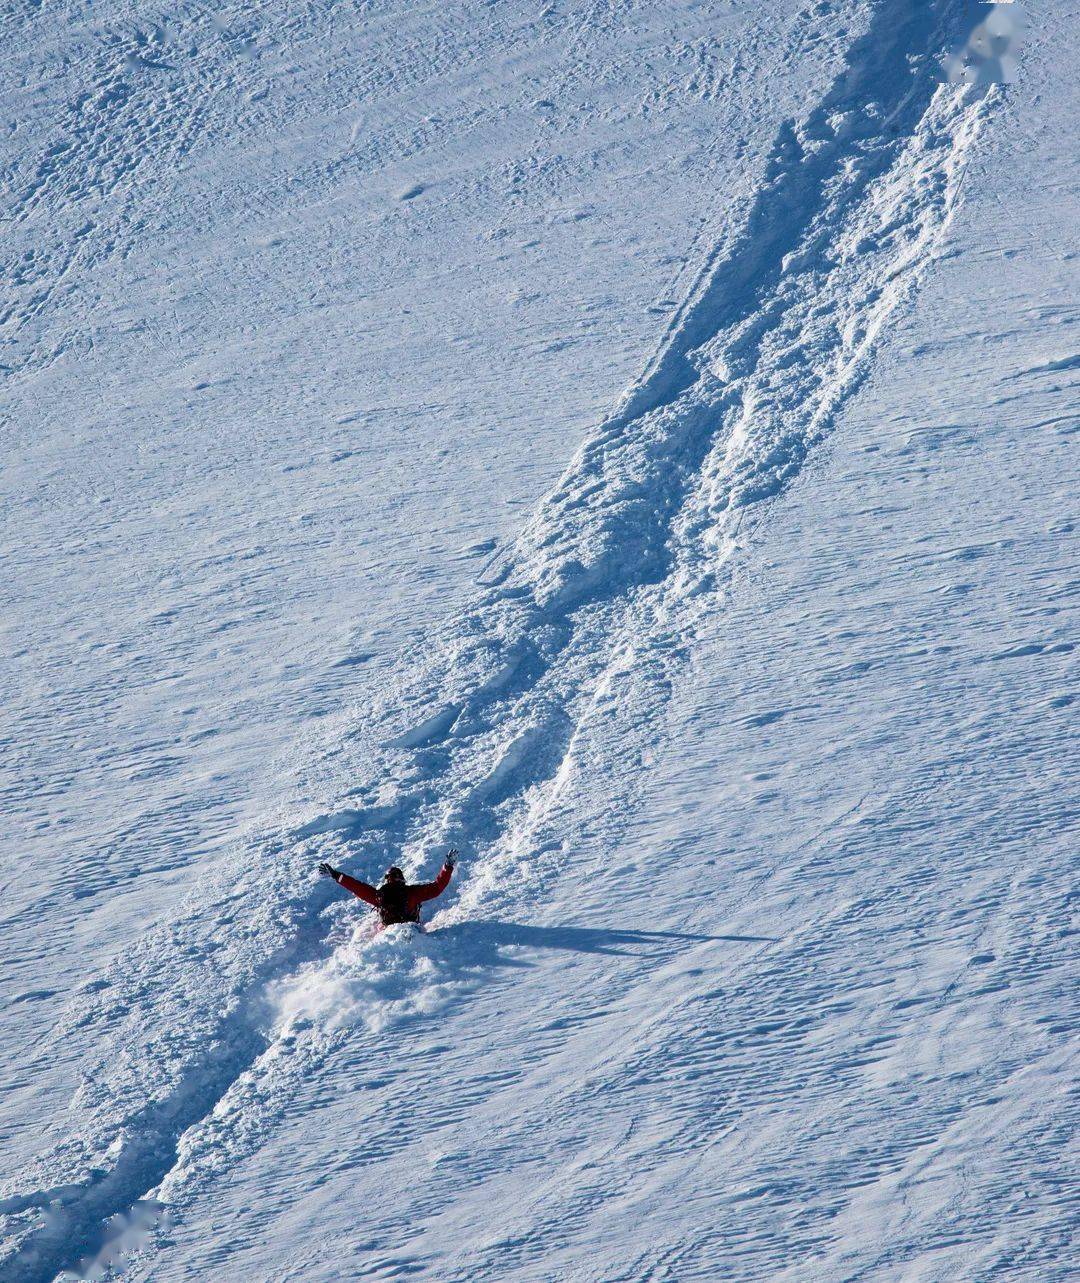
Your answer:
318;862;339;879
444;848;459;870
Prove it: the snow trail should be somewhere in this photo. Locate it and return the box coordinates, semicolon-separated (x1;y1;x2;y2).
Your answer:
0;3;998;1278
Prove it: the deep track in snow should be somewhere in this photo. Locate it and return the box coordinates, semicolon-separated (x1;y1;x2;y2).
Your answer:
0;3;996;1279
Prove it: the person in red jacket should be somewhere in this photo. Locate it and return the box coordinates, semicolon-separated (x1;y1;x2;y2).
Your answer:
319;849;457;928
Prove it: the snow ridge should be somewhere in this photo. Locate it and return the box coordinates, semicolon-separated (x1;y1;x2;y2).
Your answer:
0;3;995;1278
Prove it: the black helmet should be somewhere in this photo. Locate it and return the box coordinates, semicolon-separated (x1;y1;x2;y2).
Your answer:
383;866;405;883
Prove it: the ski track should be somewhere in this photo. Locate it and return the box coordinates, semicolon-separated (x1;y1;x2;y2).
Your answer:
0;2;998;1278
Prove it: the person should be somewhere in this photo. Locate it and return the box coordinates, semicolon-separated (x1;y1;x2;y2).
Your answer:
318;849;458;928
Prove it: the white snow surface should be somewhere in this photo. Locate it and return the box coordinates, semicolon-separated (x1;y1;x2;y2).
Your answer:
1;1;1076;1280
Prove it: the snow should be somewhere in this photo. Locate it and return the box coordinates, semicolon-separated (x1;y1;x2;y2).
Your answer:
2;1;1076;1281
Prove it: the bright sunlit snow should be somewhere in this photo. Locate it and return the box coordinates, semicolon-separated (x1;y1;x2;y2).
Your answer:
2;1;1076;1280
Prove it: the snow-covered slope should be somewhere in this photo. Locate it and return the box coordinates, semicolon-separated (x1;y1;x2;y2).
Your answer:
2;2;1076;1280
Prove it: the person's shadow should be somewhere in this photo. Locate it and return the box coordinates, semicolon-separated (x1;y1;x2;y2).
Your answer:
430;921;778;969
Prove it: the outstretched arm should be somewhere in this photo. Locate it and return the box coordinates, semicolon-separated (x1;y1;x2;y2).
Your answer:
411;848;458;904
319;863;380;907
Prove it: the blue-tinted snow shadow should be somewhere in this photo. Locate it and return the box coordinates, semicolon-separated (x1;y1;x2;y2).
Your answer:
435;921;777;961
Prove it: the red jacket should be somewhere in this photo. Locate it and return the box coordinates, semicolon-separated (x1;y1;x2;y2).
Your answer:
331;862;453;926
